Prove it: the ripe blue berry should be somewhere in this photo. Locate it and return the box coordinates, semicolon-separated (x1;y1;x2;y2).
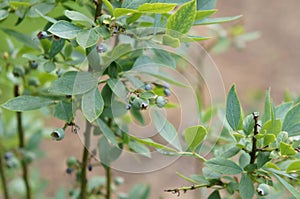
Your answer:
145;84;152;90
96;43;106;53
4;152;13;160
126;104;131;110
29;60;38;69
164;88;171;97
37;31;48;40
163;83;169;89
28;77;40;87
12;66;25;77
66;167;73;174
88;164;92;171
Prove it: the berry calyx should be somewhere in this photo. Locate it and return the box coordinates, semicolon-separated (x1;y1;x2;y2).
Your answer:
50;128;65;141
257;183;270;196
37;31;48;40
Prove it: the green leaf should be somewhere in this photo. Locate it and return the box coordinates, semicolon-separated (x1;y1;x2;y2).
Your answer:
179;35;210;42
48;20;82;39
103;0;114;15
205;158;243;174
114;8;137;18
260;119;282;135
96;118;118;146
226;85;242;131
162;34;180;48
153;110;182;151
239;151;250;169
82;88;104;122
166;0;196;36
243;114;255;135
64;10;95;26
130;108;144;125
128;141;151;158
262;89;271;123
2;96;53;111
49;71;98;95
257;152;271;168
184;125;207;151
286;160;300;173
127;184;150;199
275;102;293;120
1;28;39;50
263;134;276;146
280;142;296;156
137;3;176;13
48;38;66;58
239;174;254;199
54;101;73;122
26;131;43;150
130;136;177;152
282;103;300;136
44;61;56;73
273;173;300;198
194;15;242;25
103;43;132;65
27;3;54;18
203;167;221;179
195;9;217;21
98;136;122;167
152;49;176;68
197;0;217;10
76;28;99;48
107;79;127;99
208;190;221;199
0;10;9;21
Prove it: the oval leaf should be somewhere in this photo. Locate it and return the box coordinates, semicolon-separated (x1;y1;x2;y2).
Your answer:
153;110;182;151
184;125;207;151
48;20;82;39
226;85;242;131
2;96;53;111
76;28;99;48
282;103;300;136
82;88;104;122
64;10;95;26
239;174;254;199
49;71;98;95
205;158;243;174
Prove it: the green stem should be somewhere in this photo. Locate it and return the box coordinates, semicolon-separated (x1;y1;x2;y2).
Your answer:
80;120;92;199
105;166;111;199
0;152;10;199
14;85;31;199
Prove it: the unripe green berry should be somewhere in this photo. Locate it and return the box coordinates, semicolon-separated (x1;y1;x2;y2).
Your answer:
28;77;40;87
67;156;78;167
131;97;143;109
114;177;124;186
50;128;65;141
23;151;36;164
156;96;166;108
13;66;25;77
257;183;270;196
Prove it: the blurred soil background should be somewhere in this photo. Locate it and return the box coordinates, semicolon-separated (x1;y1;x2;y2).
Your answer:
36;0;300;198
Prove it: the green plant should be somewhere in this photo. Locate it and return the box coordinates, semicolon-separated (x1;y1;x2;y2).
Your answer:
0;1;299;199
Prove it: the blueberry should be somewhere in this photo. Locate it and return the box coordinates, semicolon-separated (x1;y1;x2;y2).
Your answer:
113;26;119;34
12;66;25;77
67;156;78;167
37;31;48;40
29;60;38;69
96;43;106;53
163;83;169;89
28;77;40;87
257;183;270;196
156;96;166;108
145;84;152;90
164;88;171;97
4;152;13;160
50;128;65;141
66;167;73;174
88;164;92;171
126;104;131;110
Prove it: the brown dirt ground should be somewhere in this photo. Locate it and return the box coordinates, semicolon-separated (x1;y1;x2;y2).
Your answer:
36;1;300;198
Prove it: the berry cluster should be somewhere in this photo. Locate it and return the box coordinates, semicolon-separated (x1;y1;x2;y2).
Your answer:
126;83;171;111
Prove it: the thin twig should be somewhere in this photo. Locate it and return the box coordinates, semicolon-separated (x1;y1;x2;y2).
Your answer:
105;166;111;199
250;112;259;164
15;85;31;199
80;120;92;199
0;152;10;199
164;184;208;197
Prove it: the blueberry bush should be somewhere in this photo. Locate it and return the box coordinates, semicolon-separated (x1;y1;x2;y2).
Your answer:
0;0;299;199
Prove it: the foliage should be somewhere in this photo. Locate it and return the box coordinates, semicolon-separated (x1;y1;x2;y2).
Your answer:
0;0;299;199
